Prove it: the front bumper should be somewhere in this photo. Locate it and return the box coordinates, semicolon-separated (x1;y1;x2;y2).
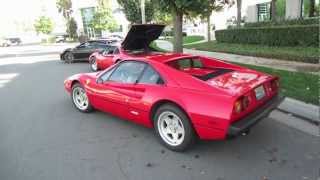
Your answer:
227;95;284;137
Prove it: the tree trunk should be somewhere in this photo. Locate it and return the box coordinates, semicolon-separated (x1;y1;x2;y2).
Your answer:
271;0;277;21
309;0;315;17
173;9;183;53
207;15;211;42
236;0;242;27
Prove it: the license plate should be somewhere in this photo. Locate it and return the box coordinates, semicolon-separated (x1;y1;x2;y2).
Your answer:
255;85;265;100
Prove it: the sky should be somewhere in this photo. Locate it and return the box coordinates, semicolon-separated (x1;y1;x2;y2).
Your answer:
0;0;64;37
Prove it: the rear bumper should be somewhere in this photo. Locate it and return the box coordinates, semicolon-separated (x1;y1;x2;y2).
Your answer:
227;94;284;137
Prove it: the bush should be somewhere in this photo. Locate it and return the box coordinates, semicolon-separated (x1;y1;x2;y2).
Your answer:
244;17;320;28
215;25;319;47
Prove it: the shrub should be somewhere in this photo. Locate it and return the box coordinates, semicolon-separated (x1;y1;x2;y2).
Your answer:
244;17;320;28
215;25;319;47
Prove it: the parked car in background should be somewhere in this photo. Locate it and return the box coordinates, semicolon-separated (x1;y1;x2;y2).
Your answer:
60;39;117;63
0;38;10;47
55;35;67;43
89;24;165;71
7;37;22;45
64;24;284;151
107;34;124;41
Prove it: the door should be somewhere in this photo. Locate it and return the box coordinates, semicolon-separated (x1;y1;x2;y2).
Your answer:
73;42;94;59
99;46;120;69
93;61;146;120
127;65;165;126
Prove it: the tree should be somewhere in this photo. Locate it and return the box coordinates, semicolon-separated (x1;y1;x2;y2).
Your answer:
200;0;233;41
90;7;118;33
236;0;241;27
309;0;316;17
153;9;172;25
157;0;204;52
271;0;277;21
67;17;78;39
34;16;54;34
56;0;77;39
117;0;155;24
56;0;72;19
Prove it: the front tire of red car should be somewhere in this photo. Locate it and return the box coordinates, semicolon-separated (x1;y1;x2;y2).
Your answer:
89;57;98;72
71;83;94;113
154;104;196;152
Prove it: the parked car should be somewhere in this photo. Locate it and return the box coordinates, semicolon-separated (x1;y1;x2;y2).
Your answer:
60;39;117;63
0;38;10;47
88;24;165;71
64;25;284;151
7;37;22;45
55;35;67;43
107;34;124;41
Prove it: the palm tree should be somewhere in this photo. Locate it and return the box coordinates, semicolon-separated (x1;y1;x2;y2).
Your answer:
271;0;277;21
236;0;242;27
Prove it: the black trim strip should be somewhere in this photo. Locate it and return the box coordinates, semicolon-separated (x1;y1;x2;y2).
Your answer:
194;68;234;81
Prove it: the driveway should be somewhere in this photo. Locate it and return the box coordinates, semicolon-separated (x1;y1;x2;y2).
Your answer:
0;53;319;180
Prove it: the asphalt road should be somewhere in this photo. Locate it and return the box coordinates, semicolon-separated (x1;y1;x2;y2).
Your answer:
0;53;319;180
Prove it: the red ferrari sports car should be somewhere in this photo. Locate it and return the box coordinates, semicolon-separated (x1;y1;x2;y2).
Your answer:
64;51;284;151
88;24;165;72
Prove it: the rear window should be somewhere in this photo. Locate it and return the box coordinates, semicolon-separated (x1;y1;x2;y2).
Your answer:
168;58;203;70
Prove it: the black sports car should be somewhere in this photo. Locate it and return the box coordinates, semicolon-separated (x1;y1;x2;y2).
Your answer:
60;39;118;63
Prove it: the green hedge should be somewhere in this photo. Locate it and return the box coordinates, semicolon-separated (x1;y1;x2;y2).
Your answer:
244;17;320;28
216;25;319;47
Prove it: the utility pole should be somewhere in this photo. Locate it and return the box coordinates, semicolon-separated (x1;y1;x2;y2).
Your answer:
141;0;146;24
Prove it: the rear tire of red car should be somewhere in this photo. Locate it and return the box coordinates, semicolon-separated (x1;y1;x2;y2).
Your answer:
154;104;196;152
89;57;98;72
71;83;94;113
64;52;74;63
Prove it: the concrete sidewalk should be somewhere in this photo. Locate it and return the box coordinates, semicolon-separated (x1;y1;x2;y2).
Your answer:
155;40;320;73
155;40;320;124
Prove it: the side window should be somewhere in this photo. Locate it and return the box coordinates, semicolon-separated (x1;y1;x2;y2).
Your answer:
113;48;120;54
107;46;116;54
100;66;115;82
192;58;203;68
77;42;89;48
102;46;111;56
96;42;107;49
108;61;145;84
178;59;192;69
87;41;95;48
139;65;164;85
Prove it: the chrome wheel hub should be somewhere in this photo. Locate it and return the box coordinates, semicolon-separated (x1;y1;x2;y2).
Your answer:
91;58;97;71
72;87;88;110
157;111;185;146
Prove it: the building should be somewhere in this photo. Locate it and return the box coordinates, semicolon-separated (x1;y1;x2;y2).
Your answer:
72;0;129;39
246;0;320;22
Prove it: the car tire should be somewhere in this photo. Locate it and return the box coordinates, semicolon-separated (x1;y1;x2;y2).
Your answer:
89;57;98;72
64;52;74;63
71;83;94;113
153;104;196;151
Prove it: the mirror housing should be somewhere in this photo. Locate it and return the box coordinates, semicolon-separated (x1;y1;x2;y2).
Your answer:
96;77;103;84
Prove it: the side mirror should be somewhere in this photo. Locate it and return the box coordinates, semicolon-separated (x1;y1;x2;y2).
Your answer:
96;77;103;84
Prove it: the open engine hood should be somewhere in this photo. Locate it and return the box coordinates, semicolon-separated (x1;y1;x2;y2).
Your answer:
121;24;165;50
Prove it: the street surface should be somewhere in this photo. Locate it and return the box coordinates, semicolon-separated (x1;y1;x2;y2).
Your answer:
0;44;319;180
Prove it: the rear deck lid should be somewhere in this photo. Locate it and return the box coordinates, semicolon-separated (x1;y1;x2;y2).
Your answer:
206;70;271;96
121;24;165;50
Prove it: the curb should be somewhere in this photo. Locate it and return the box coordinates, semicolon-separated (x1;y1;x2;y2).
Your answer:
277;97;319;124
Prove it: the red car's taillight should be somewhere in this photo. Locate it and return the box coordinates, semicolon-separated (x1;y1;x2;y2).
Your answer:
233;96;251;114
270;79;279;91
